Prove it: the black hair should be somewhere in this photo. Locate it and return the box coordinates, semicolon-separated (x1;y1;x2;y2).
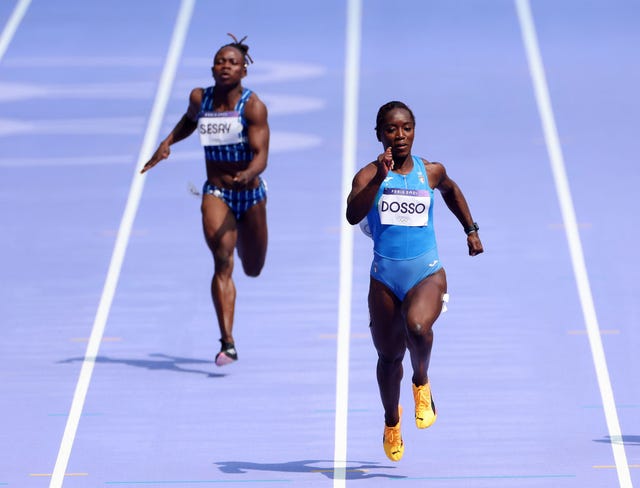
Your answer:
216;32;253;66
375;101;416;134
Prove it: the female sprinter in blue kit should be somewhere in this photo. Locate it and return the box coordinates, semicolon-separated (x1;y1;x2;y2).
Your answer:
346;101;483;461
141;34;269;367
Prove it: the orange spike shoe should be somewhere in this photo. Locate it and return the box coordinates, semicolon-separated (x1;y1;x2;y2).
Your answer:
383;405;404;461
413;382;437;428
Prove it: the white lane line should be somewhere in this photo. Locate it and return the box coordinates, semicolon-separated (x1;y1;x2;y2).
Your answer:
515;2;632;487
334;0;362;485
48;1;196;487
0;0;31;63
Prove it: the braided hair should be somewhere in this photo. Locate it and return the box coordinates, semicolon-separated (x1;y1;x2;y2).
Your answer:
217;32;254;66
375;101;415;136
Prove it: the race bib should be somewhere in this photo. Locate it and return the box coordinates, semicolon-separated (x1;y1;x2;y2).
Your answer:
198;111;244;146
378;188;430;226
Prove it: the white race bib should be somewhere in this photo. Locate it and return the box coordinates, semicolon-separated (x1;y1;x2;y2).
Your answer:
378;188;430;226
198;111;244;146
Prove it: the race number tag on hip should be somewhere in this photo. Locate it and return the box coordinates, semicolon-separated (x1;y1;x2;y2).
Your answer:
378;188;430;226
198;111;244;146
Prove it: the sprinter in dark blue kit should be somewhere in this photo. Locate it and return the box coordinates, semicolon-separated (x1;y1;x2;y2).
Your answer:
141;34;269;367
346;101;483;461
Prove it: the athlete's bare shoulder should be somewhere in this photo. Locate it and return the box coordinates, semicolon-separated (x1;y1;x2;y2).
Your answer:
421;158;448;189
244;90;268;120
189;87;205;104
186;88;205;120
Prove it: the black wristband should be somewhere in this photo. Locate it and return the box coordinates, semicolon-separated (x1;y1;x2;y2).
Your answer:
464;222;479;235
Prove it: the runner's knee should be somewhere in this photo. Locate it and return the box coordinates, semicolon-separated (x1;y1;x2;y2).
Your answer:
405;316;434;338
213;248;234;274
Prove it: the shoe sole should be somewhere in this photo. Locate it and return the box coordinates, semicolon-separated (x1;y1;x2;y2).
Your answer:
416;412;437;429
215;353;237;366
